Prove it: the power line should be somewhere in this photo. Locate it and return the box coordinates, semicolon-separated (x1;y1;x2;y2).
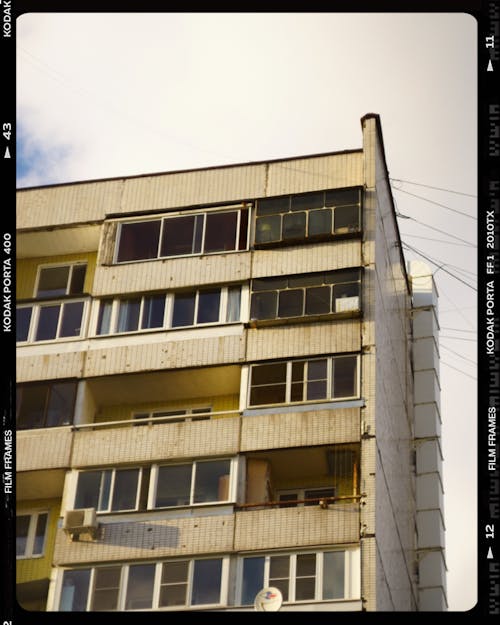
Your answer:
390;177;476;198
440;344;477;365
441;327;477;334
397;213;475;247
440;335;477;342
441;360;477;380
392;186;476;220
400;232;475;248
402;242;477;291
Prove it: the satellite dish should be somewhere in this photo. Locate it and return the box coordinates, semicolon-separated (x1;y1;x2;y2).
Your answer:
254;587;283;612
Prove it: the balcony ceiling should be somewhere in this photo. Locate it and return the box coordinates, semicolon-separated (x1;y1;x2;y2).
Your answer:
16;224;101;258
87;365;241;405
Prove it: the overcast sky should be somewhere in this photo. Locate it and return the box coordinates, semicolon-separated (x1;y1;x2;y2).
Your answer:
16;12;477;611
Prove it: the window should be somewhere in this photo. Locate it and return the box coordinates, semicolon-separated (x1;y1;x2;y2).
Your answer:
16;511;49;558
255;188;361;246
58;558;227;611
16;381;77;430
95;286;241;335
74;467;150;513
16;299;87;343
278;487;336;508
171;286;240;328
35;263;87;299
250;269;361;322
248;355;359;407
239;550;356;605
115;207;249;263
154;459;232;508
133;407;211;426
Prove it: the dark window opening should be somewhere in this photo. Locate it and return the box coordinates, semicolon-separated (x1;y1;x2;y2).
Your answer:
17;381;77;430
204;212;238;253
117;221;161;262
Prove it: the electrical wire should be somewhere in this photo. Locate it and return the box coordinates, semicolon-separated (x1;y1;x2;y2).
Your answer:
440;335;477;342
399;232;475;248
392;186;476;220
402;242;477;291
390;177;476;198
397;213;475;247
440;344;477;365
441;360;477;380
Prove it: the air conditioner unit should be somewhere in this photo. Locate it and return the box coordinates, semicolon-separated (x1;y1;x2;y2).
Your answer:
63;508;98;540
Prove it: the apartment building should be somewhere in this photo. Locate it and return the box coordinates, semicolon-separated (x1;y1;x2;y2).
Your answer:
15;114;446;612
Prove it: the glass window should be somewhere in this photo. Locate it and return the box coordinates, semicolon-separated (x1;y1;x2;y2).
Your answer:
155;465;191;507
37;266;70;298
290;361;305;402
197;290;221;324
75;471;106;510
191;559;222;605
291;192;324;211
125;564;155;610
282;212;306;240
193;460;231;504
36;305;60;341
333;283;360;312
333;356;358;398
323;551;345;599
238;208;249;250
45;382;76;427
257;196;289;215
111;469;140;511
255;215;281;244
269;556;289;601
306;359;328;400
334;205;360;233
204;211;238;253
17;381;77;430
141;295;165;329
16;307;32;342
305;286;331;315
59;301;85;337
249;362;287;406
117;221;161;262
159;560;189;607
295;554;316;600
16;516;30;557
92;566;121;611
250;291;277;320
308;208;332;237
241;557;265;605
69;264;87;295
226;286;241;322
60;569;91;611
326;188;359;207
172;293;195;327
278;289;303;318
160;215;200;257
97;300;113;335
117;299;141;333
252;277;288;291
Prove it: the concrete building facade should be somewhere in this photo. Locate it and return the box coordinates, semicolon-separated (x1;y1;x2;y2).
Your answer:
15;114;446;611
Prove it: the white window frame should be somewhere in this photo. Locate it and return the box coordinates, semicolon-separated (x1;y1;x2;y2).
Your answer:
277;486;336;507
237;549;359;606
55;557;230;611
94;285;243;336
74;467;146;513
133;406;212;426
34;262;88;299
150;457;237;510
16;510;49;559
17;298;89;344
113;204;251;265
247;354;360;408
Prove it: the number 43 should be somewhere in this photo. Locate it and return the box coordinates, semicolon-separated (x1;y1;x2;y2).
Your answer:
3;123;11;141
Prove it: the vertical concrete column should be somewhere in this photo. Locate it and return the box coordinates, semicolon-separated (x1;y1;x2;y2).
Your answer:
409;261;447;611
